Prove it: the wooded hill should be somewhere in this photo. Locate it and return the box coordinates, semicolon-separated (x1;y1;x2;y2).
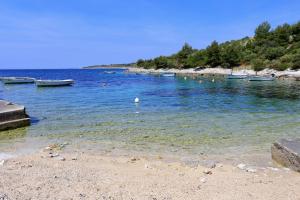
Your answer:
136;21;300;71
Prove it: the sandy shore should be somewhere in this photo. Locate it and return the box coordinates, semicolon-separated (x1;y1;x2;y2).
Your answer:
1;147;300;200
128;67;300;79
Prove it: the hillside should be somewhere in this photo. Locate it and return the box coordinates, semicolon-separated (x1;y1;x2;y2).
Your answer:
136;21;300;71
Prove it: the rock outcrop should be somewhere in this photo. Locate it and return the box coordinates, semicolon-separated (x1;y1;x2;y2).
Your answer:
271;139;300;172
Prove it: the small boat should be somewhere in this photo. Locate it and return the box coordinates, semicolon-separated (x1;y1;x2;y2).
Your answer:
104;71;116;74
227;74;248;79
35;79;74;87
248;76;275;81
162;73;176;77
0;77;35;84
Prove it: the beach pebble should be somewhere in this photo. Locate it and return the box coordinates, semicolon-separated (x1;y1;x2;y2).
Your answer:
145;164;151;169
44;146;52;151
246;168;257;173
237;163;246;170
58;157;66;161
203;169;213;175
216;163;223;168
71;157;78;161
200;177;207;183
49;153;59;158
130;157;139;162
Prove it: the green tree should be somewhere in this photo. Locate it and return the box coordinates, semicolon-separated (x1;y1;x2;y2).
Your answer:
252;58;266;74
175;43;195;68
206;41;221;67
220;43;241;68
255;21;271;40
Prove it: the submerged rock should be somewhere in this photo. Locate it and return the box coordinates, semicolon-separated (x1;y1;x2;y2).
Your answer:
272;139;300;172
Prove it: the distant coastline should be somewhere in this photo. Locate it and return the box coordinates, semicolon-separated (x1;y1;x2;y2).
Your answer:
82;63;134;69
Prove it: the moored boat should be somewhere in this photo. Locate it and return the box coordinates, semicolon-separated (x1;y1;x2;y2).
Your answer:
248;75;275;81
104;71;116;74
35;79;74;87
227;74;248;79
162;73;176;77
0;77;36;84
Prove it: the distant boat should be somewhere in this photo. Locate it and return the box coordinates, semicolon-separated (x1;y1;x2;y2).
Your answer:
0;77;35;84
162;73;176;77
227;74;248;79
35;79;74;87
104;71;116;74
248;76;275;81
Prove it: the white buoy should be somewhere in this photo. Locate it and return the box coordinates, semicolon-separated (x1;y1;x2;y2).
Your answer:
134;97;140;103
184;77;187;80
212;78;215;82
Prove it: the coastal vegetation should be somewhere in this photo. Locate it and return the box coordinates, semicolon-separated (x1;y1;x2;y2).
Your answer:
136;21;300;71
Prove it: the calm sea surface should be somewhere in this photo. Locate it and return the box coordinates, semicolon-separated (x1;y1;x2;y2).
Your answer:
0;69;300;161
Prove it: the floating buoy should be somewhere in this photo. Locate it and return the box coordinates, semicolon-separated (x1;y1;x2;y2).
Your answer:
134;97;140;103
199;80;203;84
184;77;187;80
212;79;215;82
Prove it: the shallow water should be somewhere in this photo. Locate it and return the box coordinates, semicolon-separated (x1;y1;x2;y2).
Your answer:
0;69;300;161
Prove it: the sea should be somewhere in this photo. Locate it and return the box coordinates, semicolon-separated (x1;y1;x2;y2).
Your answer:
0;69;300;164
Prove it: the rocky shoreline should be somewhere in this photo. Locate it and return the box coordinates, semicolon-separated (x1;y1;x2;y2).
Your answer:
128;67;300;80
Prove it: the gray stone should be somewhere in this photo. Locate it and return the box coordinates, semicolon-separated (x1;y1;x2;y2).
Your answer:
271;138;300;172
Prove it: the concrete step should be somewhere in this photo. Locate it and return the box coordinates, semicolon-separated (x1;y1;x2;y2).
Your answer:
0;118;31;131
0;100;30;131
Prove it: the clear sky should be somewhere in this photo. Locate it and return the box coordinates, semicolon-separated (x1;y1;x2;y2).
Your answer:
0;0;299;69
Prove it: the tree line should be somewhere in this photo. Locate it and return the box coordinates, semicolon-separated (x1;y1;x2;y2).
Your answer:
136;21;300;71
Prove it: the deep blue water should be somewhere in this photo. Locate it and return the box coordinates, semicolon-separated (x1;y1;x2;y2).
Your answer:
0;69;300;158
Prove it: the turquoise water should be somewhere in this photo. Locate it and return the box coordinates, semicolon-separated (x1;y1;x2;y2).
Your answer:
0;69;300;159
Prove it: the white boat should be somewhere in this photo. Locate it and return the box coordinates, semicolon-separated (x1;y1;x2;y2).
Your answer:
104;71;116;74
248;76;275;81
35;79;74;87
227;74;248;79
162;73;176;77
1;77;35;84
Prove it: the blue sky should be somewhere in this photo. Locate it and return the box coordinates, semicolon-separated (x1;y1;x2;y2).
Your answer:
0;0;299;69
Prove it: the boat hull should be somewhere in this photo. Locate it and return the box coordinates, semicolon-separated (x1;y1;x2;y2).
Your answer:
162;73;175;77
1;77;35;84
249;76;275;81
227;75;248;79
35;79;74;87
